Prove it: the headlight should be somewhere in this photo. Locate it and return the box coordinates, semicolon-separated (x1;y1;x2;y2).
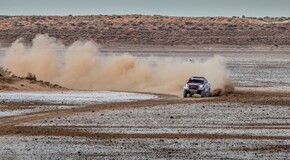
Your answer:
198;85;204;89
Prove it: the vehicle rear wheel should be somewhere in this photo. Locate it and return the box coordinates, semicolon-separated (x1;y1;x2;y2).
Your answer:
183;90;188;98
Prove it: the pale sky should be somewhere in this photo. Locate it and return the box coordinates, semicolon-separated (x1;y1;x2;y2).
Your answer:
0;0;290;17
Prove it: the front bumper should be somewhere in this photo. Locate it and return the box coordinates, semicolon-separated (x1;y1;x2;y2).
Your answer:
184;85;204;90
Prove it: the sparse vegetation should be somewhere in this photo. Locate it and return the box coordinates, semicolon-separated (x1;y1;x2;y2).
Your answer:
0;67;11;77
258;17;264;21
0;15;290;45
0;67;62;90
26;72;37;81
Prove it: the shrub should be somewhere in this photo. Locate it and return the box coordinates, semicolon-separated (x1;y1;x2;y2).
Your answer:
77;22;87;27
0;67;11;77
26;72;37;81
258;18;264;21
44;81;50;86
185;22;193;25
202;27;209;30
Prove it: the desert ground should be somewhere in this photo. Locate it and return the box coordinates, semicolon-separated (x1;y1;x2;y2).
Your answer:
0;47;290;159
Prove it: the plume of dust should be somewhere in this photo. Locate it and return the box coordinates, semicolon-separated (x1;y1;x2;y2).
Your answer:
2;34;234;96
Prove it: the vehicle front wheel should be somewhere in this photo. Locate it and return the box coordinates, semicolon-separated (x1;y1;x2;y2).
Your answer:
183;90;188;98
201;90;206;97
206;89;211;97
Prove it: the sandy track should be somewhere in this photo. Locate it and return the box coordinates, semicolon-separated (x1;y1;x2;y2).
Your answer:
0;99;171;128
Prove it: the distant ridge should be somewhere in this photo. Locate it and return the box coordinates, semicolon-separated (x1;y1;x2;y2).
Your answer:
0;15;290;46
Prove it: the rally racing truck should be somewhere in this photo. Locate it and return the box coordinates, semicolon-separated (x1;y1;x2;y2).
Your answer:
183;76;211;98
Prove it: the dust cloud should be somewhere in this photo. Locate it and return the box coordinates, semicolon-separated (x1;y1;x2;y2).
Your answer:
2;34;234;96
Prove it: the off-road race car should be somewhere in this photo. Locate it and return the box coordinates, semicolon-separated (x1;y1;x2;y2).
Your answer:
183;76;211;98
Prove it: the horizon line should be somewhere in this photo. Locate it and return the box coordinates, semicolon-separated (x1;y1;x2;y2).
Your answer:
0;14;289;18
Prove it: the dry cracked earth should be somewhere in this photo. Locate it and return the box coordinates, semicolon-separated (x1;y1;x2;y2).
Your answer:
0;47;290;159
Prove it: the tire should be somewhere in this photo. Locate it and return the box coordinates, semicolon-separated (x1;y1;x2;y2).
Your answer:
206;89;211;97
183;90;188;98
201;90;206;97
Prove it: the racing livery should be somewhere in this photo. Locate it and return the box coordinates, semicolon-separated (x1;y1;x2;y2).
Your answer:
183;76;211;98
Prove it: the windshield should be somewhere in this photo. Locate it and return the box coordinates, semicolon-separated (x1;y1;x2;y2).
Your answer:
189;79;204;84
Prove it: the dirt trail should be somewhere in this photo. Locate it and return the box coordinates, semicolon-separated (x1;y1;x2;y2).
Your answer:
0;97;182;134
